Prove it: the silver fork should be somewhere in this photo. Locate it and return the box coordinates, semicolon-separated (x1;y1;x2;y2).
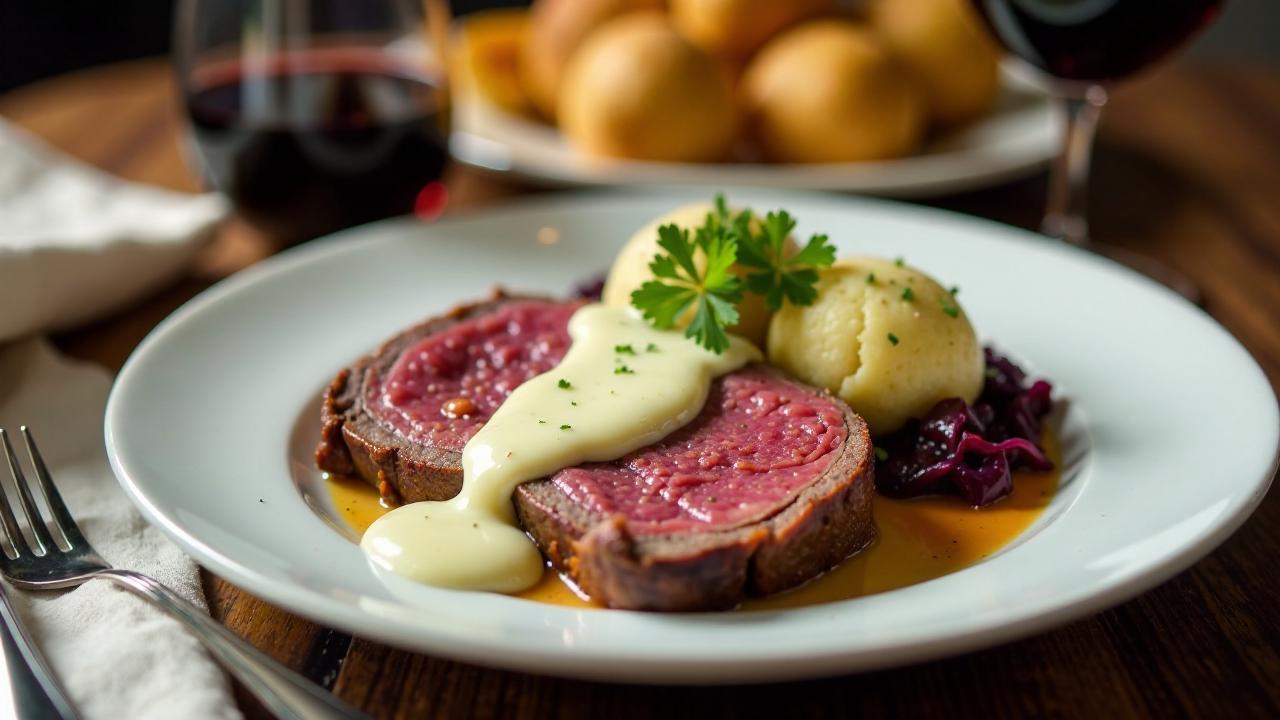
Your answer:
0;427;368;720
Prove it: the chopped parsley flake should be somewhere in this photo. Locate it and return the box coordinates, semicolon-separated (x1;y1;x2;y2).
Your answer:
537;419;547;424
887;332;900;346
570;401;578;406
949;286;960;296
557;378;572;389
866;273;876;284
901;287;915;301
614;344;636;355
646;343;659;352
942;305;960;318
614;364;635;375
874;447;889;462
560;424;572;431
894;257;905;267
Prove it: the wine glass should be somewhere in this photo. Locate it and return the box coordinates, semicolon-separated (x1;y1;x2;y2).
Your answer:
174;0;452;244
969;0;1224;298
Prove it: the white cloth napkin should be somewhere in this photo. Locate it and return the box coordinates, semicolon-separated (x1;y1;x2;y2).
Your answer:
0;119;226;342
0;119;239;717
0;339;239;720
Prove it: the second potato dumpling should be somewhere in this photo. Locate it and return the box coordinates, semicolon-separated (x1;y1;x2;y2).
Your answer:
740;20;924;163
558;13;737;163
767;257;984;435
867;0;1001;128
669;0;835;63
520;0;664;120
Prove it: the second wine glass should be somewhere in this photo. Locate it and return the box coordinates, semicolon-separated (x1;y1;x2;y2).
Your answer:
970;0;1224;298
174;0;451;244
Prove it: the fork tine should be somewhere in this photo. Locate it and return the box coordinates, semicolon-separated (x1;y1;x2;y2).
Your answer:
20;427;86;550
1;429;55;554
0;430;32;558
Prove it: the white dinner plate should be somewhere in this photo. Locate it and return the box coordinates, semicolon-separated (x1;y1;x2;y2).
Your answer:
106;190;1278;684
451;67;1060;197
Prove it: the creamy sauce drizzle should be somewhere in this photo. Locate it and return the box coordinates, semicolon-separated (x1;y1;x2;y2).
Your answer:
333;430;1060;608
361;304;760;592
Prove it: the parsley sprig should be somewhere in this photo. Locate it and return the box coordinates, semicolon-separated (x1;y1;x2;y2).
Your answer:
733;208;836;311
630;195;836;353
630;218;743;354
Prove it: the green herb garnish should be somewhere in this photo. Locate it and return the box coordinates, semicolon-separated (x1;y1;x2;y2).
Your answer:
734;207;836;312
942;305;960;318
949;286;960;296
630;194;836;353
560;424;572;431
614;364;635;375
894;257;905;267
629;221;742;354
874;447;889;462
557;378;572;389
614;344;636;355
646;343;659;352
538;419;547;424
887;332;900;346
901;287;915;301
570;401;578;406
866;273;876;284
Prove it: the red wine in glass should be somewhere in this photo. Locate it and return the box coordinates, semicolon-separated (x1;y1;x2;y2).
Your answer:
186;49;449;242
970;0;1224;82
967;0;1223;300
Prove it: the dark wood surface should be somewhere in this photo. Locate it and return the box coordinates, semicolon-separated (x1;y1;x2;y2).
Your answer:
2;58;1277;719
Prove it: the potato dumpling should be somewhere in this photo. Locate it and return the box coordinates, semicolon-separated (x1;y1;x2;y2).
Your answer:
603;202;793;348
740;20;924;163
520;0;663;120
453;9;533;116
767;257;983;435
558;14;737;162
866;0;1001;128
669;0;835;63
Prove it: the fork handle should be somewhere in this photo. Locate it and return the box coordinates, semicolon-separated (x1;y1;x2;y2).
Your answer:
97;569;368;720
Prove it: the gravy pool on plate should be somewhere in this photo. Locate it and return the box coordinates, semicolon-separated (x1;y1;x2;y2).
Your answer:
327;429;1059;610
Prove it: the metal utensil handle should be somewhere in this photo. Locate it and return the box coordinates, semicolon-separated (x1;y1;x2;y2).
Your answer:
0;586;79;719
99;569;367;720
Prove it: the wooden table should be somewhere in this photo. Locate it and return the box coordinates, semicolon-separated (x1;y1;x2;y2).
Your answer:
3;58;1278;719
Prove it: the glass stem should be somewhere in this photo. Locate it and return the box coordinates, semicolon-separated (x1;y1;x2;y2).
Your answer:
1043;85;1108;246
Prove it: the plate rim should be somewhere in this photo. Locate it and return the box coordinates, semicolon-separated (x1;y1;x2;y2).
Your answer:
104;189;1280;683
449;58;1060;197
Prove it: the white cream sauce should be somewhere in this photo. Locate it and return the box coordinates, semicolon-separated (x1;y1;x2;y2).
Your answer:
361;304;760;592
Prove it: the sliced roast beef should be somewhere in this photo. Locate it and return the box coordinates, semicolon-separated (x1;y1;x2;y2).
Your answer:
317;291;875;611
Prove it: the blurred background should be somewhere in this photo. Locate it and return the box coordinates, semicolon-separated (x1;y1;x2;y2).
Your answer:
2;0;1277;93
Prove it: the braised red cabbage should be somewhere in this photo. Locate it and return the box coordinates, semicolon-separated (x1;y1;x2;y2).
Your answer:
572;273;607;301
876;348;1054;507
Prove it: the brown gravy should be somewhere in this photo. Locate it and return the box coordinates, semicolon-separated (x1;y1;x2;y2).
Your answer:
328;431;1060;610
